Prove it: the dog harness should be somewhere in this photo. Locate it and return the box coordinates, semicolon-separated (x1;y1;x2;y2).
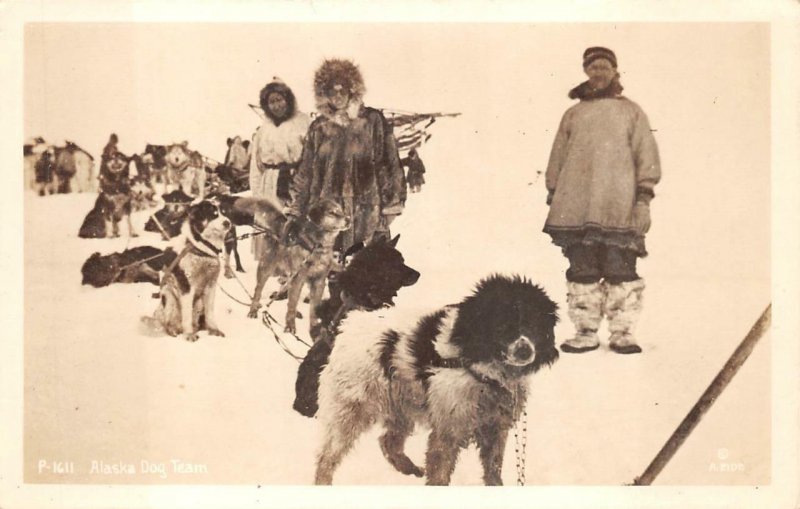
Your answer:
431;356;514;396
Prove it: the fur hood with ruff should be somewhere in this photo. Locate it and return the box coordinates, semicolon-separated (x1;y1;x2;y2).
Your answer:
259;79;298;126
313;59;366;121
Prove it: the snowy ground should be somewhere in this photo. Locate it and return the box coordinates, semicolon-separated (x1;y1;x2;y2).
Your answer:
23;157;770;486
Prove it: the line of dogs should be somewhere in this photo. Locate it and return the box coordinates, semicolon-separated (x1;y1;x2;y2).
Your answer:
77;139;245;240
78;161;559;486
129;139;251;196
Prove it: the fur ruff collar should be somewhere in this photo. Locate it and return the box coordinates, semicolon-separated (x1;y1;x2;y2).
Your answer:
316;99;364;126
568;77;624;101
313;58;366;126
260;81;297;127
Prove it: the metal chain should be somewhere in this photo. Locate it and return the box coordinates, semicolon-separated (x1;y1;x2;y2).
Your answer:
512;388;528;486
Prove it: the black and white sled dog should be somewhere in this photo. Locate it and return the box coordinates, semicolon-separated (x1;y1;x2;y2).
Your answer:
140;200;231;342
314;275;559;486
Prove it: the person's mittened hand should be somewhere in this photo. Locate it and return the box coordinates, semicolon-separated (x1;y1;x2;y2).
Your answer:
381;204;403;228
281;217;301;245
381;203;404;216
632;202;651;234
546;189;555;206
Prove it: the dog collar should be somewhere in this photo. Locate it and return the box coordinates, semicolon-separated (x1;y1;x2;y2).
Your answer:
466;367;513;395
294;216;322;250
189;225;223;257
188;242;219;258
434;357;470;370
433;356;513;395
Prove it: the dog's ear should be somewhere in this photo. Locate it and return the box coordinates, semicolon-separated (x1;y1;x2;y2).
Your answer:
226;137;233;147
307;202;324;225
243;140;251;150
388;234;401;248
343;241;364;259
402;266;420;287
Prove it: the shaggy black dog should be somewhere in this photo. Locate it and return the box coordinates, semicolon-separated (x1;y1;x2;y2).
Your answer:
81;246;176;287
293;235;420;417
314;275;559;486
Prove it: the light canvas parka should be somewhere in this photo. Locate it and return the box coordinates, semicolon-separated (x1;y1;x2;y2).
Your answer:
544;96;661;255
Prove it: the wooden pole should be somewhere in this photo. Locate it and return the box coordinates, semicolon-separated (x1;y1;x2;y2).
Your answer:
633;304;772;485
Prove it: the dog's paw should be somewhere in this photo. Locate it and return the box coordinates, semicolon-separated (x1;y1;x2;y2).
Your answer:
208;328;225;338
410;466;425;478
131;232;139;238
269;289;288;301
224;266;235;279
247;308;259;319
183;332;199;342
284;321;296;334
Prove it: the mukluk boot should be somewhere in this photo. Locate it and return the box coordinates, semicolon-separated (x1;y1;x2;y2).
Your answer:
604;279;646;354
561;281;604;353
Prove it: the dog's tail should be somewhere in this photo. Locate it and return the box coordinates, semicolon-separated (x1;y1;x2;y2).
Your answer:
293;339;333;418
230;196;285;223
138;315;166;337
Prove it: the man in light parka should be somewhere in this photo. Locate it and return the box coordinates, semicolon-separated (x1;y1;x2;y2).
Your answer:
543;47;662;355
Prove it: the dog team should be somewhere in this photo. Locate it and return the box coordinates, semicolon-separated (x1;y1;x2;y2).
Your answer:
72;47;660;485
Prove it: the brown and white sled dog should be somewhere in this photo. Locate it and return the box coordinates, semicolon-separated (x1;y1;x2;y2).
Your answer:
237;197;350;336
141;201;231;342
314;275;559;486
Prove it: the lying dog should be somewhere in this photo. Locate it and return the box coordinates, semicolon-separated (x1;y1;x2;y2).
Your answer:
144;189;193;239
314;275;559;486
238;198;349;336
293;235;420;417
81;246;173;287
141;200;231;342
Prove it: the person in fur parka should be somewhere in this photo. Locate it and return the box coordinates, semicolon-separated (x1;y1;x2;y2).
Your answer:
284;58;407;253
250;78;311;260
544;47;661;355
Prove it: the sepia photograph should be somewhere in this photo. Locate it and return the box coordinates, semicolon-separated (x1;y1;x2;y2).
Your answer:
2;1;798;508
